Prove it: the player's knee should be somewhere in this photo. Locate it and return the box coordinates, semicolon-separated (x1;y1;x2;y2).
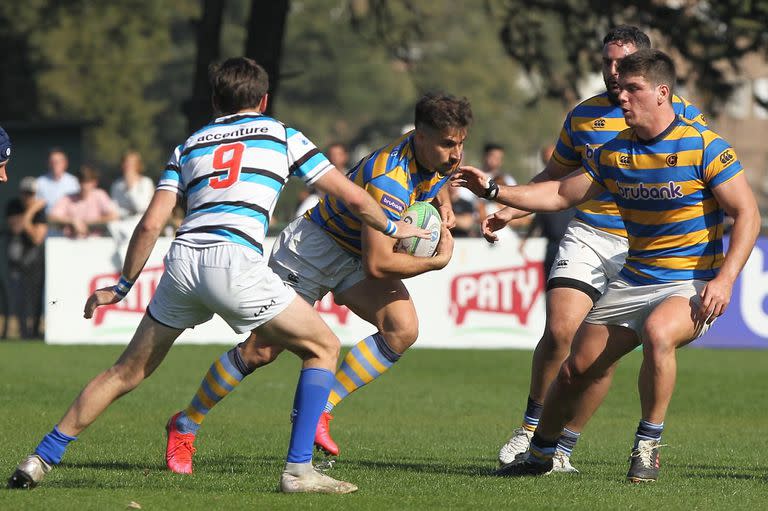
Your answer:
545;319;579;352
558;357;590;387
107;363;145;392
641;321;676;357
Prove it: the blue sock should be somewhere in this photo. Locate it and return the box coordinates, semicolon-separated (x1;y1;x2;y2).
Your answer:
34;426;77;465
286;368;334;463
634;419;664;447
555;427;581;456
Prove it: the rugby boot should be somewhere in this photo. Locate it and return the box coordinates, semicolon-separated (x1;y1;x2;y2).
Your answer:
498;427;533;465
165;412;197;474
552;451;579;473
494;458;553;477
626;439;662;483
7;454;52;489
280;466;358;494
314;412;340;456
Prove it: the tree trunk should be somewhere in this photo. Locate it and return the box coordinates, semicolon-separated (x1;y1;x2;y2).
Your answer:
184;0;225;133
244;0;290;117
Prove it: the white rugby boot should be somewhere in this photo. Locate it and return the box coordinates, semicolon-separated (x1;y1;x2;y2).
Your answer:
7;454;52;489
280;465;358;494
552;451;579;473
498;427;533;465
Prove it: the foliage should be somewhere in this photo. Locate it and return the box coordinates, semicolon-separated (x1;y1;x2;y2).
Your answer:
492;0;768;113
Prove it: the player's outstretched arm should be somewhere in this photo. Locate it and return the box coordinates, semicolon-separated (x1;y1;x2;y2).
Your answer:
452;165;600;213
313;168;431;240
698;173;761;323
84;190;177;319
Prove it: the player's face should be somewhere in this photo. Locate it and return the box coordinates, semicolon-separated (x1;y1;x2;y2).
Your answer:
602;41;638;103
414;126;467;176
617;74;660;129
0;161;7;183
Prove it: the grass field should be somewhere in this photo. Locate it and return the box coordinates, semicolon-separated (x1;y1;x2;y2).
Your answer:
0;342;766;510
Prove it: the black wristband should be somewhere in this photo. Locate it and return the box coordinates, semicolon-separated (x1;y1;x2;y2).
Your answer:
483;178;499;200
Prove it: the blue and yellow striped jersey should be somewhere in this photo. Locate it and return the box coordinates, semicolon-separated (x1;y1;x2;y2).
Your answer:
553;92;706;237
307;131;449;255
584;116;742;284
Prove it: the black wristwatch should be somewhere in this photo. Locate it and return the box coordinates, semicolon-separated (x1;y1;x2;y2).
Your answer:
483;178;499;200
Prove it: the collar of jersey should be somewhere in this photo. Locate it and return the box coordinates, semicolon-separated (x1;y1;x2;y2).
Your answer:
213;111;263;123
634;115;681;145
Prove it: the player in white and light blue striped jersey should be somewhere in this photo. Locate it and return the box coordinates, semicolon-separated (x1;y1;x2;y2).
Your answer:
7;57;428;495
157;114;332;255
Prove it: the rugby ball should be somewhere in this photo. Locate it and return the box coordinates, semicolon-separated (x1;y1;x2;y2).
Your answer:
394;201;441;257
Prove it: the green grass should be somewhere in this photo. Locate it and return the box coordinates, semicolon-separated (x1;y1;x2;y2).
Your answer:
0;343;766;510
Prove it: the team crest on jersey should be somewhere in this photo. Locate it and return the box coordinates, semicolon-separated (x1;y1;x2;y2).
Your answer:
593;119;606;128
666;154;678;167
618;154;630;167
720;150;734;165
380;193;405;213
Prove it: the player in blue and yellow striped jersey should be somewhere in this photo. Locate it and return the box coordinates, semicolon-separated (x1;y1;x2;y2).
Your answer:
458;49;760;482
485;26;707;471
165;92;472;467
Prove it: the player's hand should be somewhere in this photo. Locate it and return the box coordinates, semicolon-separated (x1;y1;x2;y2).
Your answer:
451;165;489;197
482;210;511;243
391;220;432;240
697;275;734;325
432;225;454;269
84;286;122;319
437;203;456;229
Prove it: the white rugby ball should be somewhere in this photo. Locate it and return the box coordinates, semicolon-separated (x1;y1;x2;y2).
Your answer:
394;201;441;257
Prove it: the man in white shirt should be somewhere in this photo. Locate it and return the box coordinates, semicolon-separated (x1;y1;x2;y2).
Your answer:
36;148;80;214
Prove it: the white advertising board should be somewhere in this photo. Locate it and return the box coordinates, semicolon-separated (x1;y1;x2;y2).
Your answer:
45;236;547;348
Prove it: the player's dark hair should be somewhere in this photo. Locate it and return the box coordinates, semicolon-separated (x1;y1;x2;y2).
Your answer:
210;57;269;115
483;143;505;154
603;25;651;49
414;92;473;131
618;49;676;97
77;164;100;183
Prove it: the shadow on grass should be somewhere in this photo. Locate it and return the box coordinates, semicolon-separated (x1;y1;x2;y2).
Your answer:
345;457;494;477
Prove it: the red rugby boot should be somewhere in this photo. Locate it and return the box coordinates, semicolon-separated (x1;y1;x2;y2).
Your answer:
314;412;340;456
165;412;197;474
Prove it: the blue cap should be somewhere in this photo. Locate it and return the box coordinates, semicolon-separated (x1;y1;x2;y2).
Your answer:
0;127;10;163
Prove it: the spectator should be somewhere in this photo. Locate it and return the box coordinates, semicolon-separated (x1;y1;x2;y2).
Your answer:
0;126;11;183
36;148;80;214
110;150;154;219
6;177;47;339
521;145;575;276
449;184;478;238
48;165;119;238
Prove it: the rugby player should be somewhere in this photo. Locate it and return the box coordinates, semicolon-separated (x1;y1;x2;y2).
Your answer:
7;57;429;494
486;26;706;471
164;92;471;473
456;49;760;481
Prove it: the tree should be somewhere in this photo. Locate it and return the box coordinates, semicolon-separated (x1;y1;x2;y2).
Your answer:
493;0;768;113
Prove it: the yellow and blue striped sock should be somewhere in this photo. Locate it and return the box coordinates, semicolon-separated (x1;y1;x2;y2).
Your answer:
324;332;400;413
176;346;253;434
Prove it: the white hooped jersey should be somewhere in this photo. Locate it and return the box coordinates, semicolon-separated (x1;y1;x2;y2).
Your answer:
156;112;332;255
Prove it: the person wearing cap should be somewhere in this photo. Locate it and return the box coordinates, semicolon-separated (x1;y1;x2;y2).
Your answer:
6;176;48;339
0;126;11;182
36;148;80;214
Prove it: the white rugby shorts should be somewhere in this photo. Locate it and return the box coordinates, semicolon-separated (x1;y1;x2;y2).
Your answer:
585;277;713;339
148;242;296;333
268;216;366;304
548;220;628;302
